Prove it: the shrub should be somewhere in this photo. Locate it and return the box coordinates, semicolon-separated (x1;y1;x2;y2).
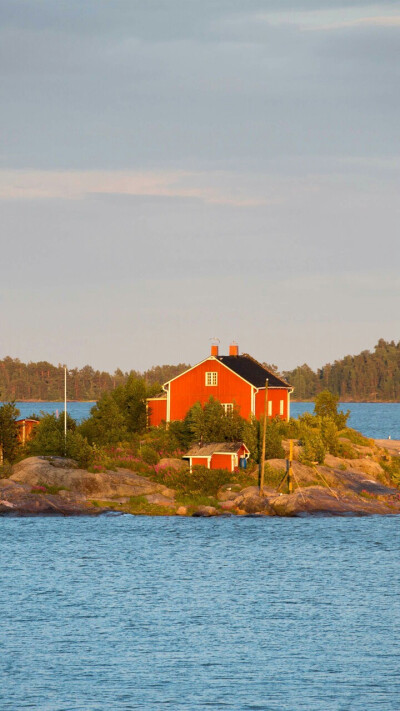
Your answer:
0;402;20;464
264;419;285;459
141;445;159;466
299;428;326;464
314;390;349;430
320;417;340;456
27;413;94;468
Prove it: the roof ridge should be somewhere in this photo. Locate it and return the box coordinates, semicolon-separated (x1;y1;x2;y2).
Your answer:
241;353;291;387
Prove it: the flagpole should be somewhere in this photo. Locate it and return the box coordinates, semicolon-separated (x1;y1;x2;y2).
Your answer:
64;366;67;456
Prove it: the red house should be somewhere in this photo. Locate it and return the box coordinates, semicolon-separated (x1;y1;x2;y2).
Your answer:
147;343;293;427
184;441;250;473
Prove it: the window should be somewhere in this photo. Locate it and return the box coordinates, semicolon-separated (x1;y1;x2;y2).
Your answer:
268;401;272;417
222;403;233;415
205;371;218;386
280;399;284;416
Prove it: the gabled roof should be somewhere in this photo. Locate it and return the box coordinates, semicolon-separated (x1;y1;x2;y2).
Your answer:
185;441;249;457
217;354;291;388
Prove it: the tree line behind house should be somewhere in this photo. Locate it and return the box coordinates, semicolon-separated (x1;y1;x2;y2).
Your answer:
0;338;399;402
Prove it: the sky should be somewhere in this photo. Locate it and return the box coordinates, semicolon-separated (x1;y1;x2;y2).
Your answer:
1;0;399;373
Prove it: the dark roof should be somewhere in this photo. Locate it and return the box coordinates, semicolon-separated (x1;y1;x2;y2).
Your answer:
185;441;248;456
217;354;291;389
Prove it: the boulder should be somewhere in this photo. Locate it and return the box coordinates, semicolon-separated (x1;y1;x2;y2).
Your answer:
240;495;276;515
11;457;175;500
176;506;188;516
192;505;219;517
0;477;100;517
145;493;176;508
324;454;384;478
268;485;400;517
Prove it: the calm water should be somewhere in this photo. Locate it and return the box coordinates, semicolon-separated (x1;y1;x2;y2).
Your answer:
1;516;399;710
8;401;400;439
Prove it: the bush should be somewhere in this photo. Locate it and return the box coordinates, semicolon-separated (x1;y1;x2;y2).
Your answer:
320;417;340;456
0;402;20;464
314;390;349;430
299;428;326;464
264;419;285;459
151;464;255;498
140;445;159;466
27;413;94;468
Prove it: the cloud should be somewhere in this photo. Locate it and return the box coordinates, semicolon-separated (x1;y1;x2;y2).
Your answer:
305;15;400;31
0;169;271;206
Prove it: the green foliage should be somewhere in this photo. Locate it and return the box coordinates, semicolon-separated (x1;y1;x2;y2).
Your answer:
314;390;349;429
150;464;255;498
337;439;357;459
298;416;326;464
27;413;93;468
0;356;190;401
320;417;340;456
264;418;285;459
381;456;400;487
140;445;159;466
263;463;286;488
79;394;128;445
0;402;20;463
341;428;371;447
284;339;400;401
183;398;259;460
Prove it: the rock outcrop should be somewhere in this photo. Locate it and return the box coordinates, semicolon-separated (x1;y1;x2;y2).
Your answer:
2;442;400;518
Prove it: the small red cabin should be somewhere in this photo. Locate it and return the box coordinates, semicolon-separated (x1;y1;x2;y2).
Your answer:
16;419;39;445
184;441;250;473
147;343;293;427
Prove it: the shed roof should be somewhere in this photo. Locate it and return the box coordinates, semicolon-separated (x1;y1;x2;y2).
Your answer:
217;354;290;388
185;441;249;457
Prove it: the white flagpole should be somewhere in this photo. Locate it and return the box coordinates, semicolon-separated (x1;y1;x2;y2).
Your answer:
64;366;67;456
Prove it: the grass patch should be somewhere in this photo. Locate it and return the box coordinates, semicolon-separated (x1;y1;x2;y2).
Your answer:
263;464;286;489
341;428;372;447
148;464;256;498
37;482;67;495
126;495;173;516
381;456;400;487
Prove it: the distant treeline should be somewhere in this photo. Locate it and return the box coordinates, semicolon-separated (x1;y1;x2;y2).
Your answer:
1;339;399;402
282;339;400;401
0;358;189;401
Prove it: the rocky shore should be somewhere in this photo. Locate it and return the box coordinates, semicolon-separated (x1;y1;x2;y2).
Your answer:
1;438;400;518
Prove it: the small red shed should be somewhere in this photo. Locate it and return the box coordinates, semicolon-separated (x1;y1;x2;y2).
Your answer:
16;419;39;445
183;441;250;473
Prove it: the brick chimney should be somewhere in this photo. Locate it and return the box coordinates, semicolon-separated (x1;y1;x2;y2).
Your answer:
211;344;219;356
229;343;239;356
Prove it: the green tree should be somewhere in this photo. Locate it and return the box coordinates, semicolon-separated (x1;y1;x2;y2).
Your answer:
79;394;128;445
314;390;349;429
0;402;20;463
113;374;148;433
27;413;93;467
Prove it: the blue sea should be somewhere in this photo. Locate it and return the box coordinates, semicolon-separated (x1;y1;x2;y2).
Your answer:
1;516;399;710
8;400;400;439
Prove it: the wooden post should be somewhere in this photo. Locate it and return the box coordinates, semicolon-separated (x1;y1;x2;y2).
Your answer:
288;439;293;493
259;379;269;495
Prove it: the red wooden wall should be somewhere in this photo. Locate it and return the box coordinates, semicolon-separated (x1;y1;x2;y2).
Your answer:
169;358;252;421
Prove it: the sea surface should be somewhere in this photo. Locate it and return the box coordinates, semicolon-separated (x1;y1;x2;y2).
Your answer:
1;515;399;710
8;401;400;439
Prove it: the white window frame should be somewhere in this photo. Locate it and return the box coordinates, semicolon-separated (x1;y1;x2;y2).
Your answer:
222;403;234;415
268;401;273;417
205;371;218;386
280;399;284;416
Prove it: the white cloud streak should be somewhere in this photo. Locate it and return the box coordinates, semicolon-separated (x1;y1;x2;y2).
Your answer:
304;15;400;31
0;170;270;206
